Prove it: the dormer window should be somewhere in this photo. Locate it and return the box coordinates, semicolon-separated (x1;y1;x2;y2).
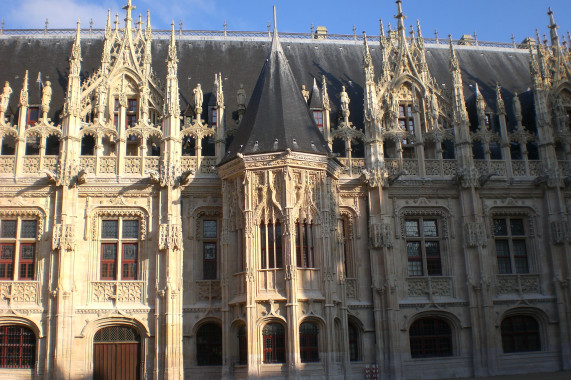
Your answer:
210;108;217;131
113;99;120;129
26;107;39;126
126;98;137;128
312;110;323;133
399;104;414;136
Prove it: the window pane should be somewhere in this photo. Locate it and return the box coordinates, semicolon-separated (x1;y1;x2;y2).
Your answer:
204;243;216;260
493;219;508;236
20;220;37;239
20;245;35;260
120;220;139;239
1;244;15;259
425;241;440;257
101;220;118;239
122;244;138;260
423;220;437;237
408;261;423;276
203;220;217;239
510;219;525;236
102;244;117;259
1;220;17;238
407;242;421;257
405;220;419;237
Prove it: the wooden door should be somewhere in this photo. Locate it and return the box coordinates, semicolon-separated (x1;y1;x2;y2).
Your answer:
93;326;141;380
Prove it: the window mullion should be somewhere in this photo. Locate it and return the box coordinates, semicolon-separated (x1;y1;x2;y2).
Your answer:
13;217;21;281
118;217;123;281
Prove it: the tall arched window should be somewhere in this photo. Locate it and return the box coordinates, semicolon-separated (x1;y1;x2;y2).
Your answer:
0;325;35;368
262;323;285;363
299;322;319;363
409;318;452;358
501;315;540;353
238;325;247;365
348;321;360;362
196;323;222;366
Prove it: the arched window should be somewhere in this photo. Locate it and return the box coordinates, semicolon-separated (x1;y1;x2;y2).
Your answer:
81;135;95;156
196;323;222;366
238;325;247;365
299;322;319;363
501;315;540;353
0;325;35;368
348;321;360;361
409;318;452;358
262;323;285;363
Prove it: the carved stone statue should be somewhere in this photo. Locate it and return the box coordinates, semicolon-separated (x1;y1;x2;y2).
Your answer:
340;86;350;111
513;92;522;123
430;92;439;124
237;84;246;110
41;81;52;119
340;85;350;121
193;83;203;115
0;81;12;122
301;84;309;103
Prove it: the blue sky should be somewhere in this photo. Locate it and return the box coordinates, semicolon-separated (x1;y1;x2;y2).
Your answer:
3;0;571;44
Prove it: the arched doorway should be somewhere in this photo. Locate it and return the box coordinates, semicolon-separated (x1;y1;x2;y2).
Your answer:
93;326;141;380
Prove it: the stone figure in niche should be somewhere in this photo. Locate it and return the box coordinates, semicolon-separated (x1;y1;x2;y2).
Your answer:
513;92;522;123
193;83;203;114
0;82;12;121
237;84;246;110
301;84;309;103
340;85;350;111
41;81;52;118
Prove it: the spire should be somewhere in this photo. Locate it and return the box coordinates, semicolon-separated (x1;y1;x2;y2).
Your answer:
19;70;29;107
474;82;481;97
380;19;385;38
145;9;151;39
308;77;322;109
547;7;560;48
70;20;82;76
449;35;459;71
223;6;329;161
105;9;111;38
363;32;375;83
164;21;179;118
270;5;283;53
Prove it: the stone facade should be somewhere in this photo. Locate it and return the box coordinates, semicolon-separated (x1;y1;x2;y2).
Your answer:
0;1;570;379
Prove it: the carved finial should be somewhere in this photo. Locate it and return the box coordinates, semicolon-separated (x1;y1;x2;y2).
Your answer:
123;0;136;28
395;0;406;31
114;13;119;31
379;19;385;37
19;70;29;108
71;20;82;62
416;20;423;40
137;13;142;30
547;7;560;48
105;9;111;36
495;83;505;115
435;28;439;43
145;10;152;39
363;31;374;82
214;72;224;108
449;35;458;71
474;82;480;96
44;18;49;34
321;75;330;110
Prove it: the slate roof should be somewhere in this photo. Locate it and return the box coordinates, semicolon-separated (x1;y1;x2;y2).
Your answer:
0;34;536;136
222;23;331;162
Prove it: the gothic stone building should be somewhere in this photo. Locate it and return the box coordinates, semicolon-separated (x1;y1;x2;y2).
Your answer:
0;1;571;379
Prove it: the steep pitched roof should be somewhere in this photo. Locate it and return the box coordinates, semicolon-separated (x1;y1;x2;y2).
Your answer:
223;10;330;162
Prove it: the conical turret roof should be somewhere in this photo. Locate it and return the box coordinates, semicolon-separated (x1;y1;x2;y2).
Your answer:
223;8;329;162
